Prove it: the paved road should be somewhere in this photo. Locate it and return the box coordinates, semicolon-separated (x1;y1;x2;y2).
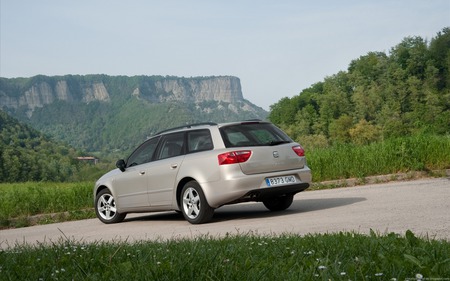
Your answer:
1;178;449;249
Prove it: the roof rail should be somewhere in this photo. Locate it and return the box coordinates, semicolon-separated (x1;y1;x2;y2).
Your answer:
156;122;218;135
242;119;263;122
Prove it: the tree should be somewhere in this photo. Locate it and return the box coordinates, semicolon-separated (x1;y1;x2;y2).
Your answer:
428;27;450;90
329;115;353;143
349;119;381;145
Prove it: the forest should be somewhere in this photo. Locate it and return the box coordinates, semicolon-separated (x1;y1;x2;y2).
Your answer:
269;27;450;148
0;110;82;182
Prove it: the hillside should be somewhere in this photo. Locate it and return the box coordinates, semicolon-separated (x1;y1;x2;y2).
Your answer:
0;75;267;154
0;110;80;182
269;27;450;148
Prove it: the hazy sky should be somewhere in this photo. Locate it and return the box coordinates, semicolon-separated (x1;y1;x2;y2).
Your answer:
1;1;449;110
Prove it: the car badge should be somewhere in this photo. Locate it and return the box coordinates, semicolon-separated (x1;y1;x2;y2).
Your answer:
273;151;279;158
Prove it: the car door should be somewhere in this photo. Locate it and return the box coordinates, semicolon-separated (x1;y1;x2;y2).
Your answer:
113;137;160;209
147;132;186;206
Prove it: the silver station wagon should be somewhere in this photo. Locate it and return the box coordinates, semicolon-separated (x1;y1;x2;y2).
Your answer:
94;121;312;224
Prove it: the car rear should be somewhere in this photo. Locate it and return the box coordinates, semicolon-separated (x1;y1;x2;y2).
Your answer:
200;121;311;208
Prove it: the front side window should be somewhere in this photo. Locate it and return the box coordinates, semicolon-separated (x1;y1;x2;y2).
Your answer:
126;136;160;167
220;122;292;148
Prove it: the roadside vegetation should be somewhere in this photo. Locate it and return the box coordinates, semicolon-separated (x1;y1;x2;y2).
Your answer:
0;182;94;229
308;134;450;182
1;231;449;280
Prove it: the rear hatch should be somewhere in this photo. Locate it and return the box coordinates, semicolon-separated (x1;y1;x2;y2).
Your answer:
219;121;307;175
239;144;306;175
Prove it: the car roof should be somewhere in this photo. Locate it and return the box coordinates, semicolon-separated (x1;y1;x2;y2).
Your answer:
154;120;268;136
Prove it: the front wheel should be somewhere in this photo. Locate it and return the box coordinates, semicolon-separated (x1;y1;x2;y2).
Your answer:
95;189;126;224
180;181;214;224
263;194;294;211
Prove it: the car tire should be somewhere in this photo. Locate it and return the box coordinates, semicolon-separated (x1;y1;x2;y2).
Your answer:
180;181;214;224
95;189;126;224
263;194;294;211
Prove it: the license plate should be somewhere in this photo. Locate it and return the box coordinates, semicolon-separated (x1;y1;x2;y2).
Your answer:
266;175;296;186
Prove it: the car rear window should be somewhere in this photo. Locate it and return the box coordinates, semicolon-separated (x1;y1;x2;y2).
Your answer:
219;122;292;148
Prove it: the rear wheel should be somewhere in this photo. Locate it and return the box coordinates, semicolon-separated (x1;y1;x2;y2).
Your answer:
263;194;294;211
95;189;126;224
180;181;214;224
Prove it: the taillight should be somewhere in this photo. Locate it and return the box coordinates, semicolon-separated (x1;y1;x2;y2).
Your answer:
292;145;305;157
218;150;252;165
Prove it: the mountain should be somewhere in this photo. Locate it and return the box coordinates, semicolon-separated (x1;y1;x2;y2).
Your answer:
0;75;267;154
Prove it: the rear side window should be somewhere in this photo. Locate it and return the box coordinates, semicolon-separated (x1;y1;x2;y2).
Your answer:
187;130;213;153
220;123;292;148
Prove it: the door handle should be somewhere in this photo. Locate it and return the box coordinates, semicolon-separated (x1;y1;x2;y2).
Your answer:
139;171;145;175
170;164;178;169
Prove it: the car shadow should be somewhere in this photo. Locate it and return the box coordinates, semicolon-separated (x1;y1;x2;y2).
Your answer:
123;197;366;224
212;197;367;222
124;211;184;223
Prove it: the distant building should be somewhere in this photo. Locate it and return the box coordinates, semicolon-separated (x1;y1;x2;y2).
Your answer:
76;156;99;165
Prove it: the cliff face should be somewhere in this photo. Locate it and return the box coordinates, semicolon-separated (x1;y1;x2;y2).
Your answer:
0;75;246;115
139;76;243;103
0;80;111;117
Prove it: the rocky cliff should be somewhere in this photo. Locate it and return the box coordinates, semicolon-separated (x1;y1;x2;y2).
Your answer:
135;76;243;103
0;78;110;114
0;75;251;116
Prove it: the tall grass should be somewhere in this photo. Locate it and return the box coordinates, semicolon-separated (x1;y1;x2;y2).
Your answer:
1;231;449;280
0;182;93;228
307;134;450;182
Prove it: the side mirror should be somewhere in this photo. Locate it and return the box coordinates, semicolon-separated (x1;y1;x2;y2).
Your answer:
116;159;126;172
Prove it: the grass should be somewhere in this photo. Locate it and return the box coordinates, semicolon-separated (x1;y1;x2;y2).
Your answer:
307;134;450;182
0;182;94;229
1;231;449;280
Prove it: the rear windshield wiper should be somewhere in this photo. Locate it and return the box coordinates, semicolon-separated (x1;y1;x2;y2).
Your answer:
267;140;290;146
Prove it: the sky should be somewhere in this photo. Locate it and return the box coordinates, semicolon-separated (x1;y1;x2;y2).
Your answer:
1;1;449;110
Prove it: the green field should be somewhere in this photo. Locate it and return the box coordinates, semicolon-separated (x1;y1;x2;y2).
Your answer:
0;182;94;229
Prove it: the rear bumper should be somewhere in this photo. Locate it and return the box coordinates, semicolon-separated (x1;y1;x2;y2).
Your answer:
200;166;312;208
226;182;310;205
